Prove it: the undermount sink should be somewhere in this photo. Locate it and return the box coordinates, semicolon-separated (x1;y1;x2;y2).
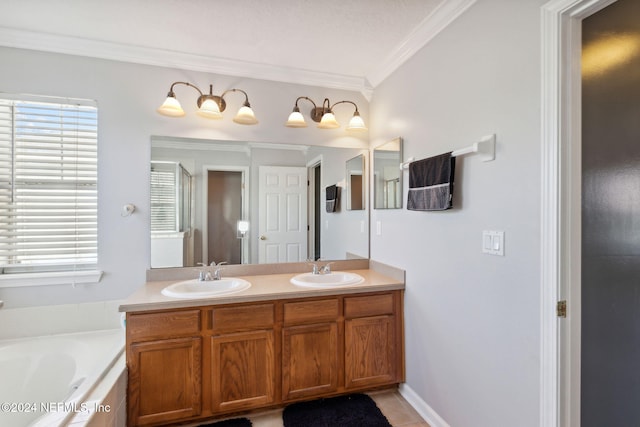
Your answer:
290;272;365;288
161;278;251;299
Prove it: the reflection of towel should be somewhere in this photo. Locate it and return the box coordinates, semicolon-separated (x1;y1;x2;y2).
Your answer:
326;184;339;213
407;152;455;211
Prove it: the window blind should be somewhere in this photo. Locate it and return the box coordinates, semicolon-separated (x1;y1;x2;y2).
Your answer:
0;97;98;274
150;162;178;232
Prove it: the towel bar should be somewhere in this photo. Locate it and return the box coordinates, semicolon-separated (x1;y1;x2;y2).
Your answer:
400;133;496;170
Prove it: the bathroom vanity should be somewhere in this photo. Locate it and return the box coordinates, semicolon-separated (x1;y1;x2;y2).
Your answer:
120;265;405;426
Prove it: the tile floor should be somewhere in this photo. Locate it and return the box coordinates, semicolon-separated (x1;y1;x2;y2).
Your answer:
206;389;430;427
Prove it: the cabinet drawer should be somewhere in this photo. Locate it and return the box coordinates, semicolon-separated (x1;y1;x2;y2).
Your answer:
284;299;339;325
127;310;200;341
212;303;274;332
344;293;395;318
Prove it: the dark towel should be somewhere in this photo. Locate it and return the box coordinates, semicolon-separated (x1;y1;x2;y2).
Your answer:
407;152;455;211
326;184;339;213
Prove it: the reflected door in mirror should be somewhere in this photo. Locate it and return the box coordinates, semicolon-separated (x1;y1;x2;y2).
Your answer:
207;171;242;265
258;166;308;263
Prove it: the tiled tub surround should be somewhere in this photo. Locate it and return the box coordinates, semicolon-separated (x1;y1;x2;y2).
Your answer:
0;301;126;426
121;260;405;426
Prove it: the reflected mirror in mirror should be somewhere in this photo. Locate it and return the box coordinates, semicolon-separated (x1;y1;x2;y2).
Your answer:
373;137;403;209
150;136;369;268
346;154;366;211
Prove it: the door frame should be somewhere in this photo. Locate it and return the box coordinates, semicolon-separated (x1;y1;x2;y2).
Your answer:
540;1;617;426
201;165;250;265
307;155;323;261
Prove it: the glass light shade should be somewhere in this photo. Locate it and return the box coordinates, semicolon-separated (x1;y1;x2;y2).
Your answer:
237;220;249;238
196;98;223;119
285;111;307;127
157;96;185;117
318;112;340;129
346;114;367;132
233;105;259;125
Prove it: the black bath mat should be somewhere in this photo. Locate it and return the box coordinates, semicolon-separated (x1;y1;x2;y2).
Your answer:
199;417;252;427
283;393;391;427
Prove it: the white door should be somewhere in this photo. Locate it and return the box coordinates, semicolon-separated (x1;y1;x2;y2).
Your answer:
258;166;308;263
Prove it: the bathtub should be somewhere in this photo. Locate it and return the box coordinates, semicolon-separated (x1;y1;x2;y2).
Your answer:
0;328;124;427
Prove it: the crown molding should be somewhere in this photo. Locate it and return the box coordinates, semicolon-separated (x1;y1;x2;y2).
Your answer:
366;0;477;88
0;27;373;99
0;0;473;102
152;138;251;154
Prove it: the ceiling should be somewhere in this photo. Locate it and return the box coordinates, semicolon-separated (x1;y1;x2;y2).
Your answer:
0;0;475;96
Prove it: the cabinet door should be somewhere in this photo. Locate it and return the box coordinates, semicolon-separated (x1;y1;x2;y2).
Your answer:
128;337;201;426
211;330;275;412
345;315;396;389
282;323;339;400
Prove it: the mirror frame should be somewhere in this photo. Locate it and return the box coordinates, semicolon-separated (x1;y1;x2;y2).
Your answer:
373;137;403;209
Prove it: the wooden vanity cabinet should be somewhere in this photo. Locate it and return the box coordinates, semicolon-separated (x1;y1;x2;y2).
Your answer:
126;310;202;426
209;303;276;413
344;293;401;389
125;289;404;427
282;298;340;400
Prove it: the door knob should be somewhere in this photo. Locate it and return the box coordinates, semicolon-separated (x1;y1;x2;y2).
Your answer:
260;235;267;240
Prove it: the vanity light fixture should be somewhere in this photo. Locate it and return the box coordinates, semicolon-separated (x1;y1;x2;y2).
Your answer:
237;220;249;238
157;82;258;125
285;97;367;131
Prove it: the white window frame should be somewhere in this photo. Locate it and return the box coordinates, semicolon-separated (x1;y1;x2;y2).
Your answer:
0;94;102;288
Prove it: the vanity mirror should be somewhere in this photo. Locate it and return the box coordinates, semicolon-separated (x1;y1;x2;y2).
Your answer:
373;137;403;209
150;136;369;268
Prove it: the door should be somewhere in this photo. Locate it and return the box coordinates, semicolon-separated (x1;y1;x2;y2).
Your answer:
282;323;338;400
207;170;242;265
344;315;396;389
258;166;307;263
580;1;640;425
210;330;275;413
128;337;202;426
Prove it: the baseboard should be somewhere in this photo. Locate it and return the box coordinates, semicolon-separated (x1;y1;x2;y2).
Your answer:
399;384;451;427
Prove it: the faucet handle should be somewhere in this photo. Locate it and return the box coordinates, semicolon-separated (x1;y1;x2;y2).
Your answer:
320;262;334;274
308;263;319;274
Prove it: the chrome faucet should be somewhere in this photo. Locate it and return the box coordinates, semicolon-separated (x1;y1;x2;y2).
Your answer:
197;263;213;281
197;261;228;281
309;262;333;275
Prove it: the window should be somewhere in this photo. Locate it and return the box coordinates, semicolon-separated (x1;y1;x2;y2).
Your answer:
150;161;191;233
0;95;98;278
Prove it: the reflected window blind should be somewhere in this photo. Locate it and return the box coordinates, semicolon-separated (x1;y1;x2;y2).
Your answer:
0;97;98;273
150;162;177;232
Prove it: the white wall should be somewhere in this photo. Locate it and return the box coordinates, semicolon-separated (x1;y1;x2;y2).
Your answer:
369;0;545;426
0;46;368;308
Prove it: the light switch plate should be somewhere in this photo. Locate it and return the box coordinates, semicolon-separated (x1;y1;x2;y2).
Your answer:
482;230;504;256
